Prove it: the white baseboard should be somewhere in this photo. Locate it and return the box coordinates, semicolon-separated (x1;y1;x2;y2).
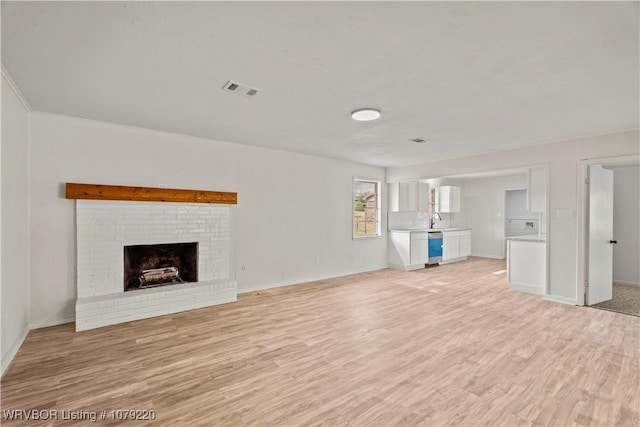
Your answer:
472;253;505;260
238;265;388;294
29;317;76;330
387;262;411;271
439;257;468;265
613;280;640;287
1;325;30;377
387;262;428;271
543;295;577;306
511;283;544;295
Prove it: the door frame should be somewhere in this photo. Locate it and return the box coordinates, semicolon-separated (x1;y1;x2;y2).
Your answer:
576;154;640;306
503;187;528;258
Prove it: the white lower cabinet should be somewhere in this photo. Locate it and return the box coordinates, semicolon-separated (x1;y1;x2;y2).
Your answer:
507;238;546;295
410;237;428;265
459;233;471;257
442;234;459;261
441;230;471;263
389;229;470;269
388;231;428;271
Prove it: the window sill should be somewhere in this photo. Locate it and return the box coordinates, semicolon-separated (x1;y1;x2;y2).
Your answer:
352;234;383;240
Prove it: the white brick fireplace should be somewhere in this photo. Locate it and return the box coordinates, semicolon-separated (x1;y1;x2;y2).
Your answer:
74;199;237;331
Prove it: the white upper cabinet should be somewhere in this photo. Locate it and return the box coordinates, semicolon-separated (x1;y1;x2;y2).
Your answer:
436;186;461;213
399;182;411;211
389;181;429;212
527;166;547;213
415;182;429;212
388;181;400;212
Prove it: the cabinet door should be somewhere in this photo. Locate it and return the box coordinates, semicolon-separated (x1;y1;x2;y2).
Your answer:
394;181;430;212
417;182;429;212
442;236;459;261
389;232;411;266
388;182;400;212
508;240;546;290
437;186;461;213
410;239;427;265
398;182;410;211
406;181;418;211
449;186;461;212
459;236;471;257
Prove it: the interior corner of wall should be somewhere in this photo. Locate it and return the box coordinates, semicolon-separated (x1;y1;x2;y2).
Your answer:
1;323;30;377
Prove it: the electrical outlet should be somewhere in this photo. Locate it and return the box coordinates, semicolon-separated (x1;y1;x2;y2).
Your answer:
315;257;320;265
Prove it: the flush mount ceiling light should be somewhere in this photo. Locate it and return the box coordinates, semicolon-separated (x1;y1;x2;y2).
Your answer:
351;108;381;121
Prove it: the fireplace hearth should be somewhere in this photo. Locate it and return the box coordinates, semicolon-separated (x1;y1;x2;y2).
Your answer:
124;242;198;291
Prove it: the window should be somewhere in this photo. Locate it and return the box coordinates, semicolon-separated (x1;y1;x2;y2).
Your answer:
427;187;437;218
353;178;381;238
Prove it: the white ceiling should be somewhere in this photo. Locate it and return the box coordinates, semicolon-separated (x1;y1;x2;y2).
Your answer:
2;2;638;167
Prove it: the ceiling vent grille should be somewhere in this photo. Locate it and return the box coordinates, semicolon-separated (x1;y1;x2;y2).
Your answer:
222;80;260;97
409;138;427;143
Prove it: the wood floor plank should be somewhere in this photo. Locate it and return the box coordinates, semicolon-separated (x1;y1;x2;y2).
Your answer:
2;257;638;426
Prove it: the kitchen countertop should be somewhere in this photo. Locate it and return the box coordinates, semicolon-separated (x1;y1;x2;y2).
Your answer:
506;234;547;243
389;227;471;232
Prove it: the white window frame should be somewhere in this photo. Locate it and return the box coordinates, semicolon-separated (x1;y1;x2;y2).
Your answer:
352;177;381;239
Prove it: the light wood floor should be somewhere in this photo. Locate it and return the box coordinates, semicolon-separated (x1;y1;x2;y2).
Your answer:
2;257;639;426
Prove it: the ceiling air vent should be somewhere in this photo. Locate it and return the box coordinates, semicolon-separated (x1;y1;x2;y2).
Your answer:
410;138;427;143
222;80;260;97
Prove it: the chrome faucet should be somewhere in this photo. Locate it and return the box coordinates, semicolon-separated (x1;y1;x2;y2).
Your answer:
430;211;442;229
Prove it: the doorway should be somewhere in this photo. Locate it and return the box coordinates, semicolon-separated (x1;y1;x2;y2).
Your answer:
577;155;640;316
504;188;539;248
503;188;540;258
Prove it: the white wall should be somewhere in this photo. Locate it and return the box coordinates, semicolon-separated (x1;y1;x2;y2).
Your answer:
611;165;640;285
387;129;640;302
460;174;528;259
505;189;538;221
1;75;31;374
28;112;387;327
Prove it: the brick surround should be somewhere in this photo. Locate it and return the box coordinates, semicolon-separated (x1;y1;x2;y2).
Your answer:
74;200;237;331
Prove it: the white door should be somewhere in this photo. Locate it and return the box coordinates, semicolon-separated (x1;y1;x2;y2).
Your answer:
588;165;614;305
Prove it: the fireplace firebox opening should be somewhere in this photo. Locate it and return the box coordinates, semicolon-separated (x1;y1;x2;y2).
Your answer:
124;242;198;291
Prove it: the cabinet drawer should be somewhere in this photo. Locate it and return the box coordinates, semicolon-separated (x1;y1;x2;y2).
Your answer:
442;231;460;238
459;230;471;237
410;232;428;241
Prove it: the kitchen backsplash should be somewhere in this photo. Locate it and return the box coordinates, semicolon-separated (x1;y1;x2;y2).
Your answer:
505;218;539;237
388;211;455;230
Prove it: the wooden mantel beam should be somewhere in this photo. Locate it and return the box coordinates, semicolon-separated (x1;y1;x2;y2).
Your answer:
65;183;237;205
